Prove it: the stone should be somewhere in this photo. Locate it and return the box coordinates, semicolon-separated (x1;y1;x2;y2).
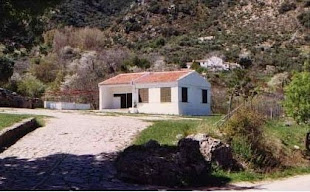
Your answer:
115;140;211;187
185;134;235;170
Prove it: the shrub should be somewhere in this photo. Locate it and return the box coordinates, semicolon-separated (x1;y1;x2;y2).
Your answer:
123;56;151;69
284;72;310;125
223;108;281;170
30;55;59;83
17;74;46;98
0;56;14;84
298;11;310;28
279;2;297;14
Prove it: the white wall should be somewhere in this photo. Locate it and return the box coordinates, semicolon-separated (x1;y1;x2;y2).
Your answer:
44;101;91;110
178;72;211;116
136;85;179;115
98;72;212;116
99;85;132;109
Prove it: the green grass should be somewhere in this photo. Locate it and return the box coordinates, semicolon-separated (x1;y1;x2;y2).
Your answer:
0;113;32;131
264;120;310;151
0;113;47;131
134;116;310;183
134;115;222;146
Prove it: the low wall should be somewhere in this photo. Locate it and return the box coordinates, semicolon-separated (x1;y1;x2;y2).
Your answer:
0;118;39;152
44;101;91;110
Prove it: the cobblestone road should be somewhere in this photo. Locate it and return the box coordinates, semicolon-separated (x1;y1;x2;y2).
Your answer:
0;109;155;190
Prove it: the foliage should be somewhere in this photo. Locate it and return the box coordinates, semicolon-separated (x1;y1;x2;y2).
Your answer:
17;74;46;98
279;2;297;14
30;55;59;83
223;108;281;169
123;56;151;70
0;0;60;50
0;56;14;84
283;72;310;124
50;0;135;29
298;11;310;28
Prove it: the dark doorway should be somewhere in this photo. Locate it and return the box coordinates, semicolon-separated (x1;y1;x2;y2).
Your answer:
114;93;132;109
127;93;132;108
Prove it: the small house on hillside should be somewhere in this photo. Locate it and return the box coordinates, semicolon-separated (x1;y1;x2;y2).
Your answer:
98;70;211;116
186;56;240;71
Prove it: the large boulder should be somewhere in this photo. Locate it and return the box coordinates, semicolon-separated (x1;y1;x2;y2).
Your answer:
185;134;235;170
115;140;211;187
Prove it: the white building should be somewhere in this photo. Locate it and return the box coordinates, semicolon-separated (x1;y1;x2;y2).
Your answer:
98;70;211;116
186;56;240;71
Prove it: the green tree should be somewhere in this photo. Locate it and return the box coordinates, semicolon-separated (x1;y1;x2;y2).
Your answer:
284;72;310;124
17;74;46;98
0;56;14;84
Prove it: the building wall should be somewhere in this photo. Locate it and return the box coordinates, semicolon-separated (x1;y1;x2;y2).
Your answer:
178;72;211;116
99;85;133;109
136;85;179;115
99;72;212;116
44;101;91;110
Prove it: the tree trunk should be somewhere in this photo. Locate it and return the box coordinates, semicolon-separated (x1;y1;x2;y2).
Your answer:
228;93;234;118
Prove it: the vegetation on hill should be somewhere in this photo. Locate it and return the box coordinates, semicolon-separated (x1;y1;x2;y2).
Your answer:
0;0;309;109
134;110;310;182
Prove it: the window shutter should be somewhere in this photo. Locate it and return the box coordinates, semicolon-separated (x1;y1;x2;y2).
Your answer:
139;89;149;103
160;87;171;102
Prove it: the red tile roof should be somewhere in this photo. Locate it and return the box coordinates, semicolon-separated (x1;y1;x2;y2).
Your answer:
99;70;193;85
99;73;146;85
135;71;192;84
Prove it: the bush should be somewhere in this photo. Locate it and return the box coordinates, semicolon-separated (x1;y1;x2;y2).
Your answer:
30;56;59;83
17;74;46;98
123;56;151;69
298;11;310;28
223;108;281;170
0;56;14;84
284;72;310;125
279;2;297;14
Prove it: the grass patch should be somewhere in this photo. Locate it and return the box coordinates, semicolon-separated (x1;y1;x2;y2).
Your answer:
0;113;32;131
134;115;222;146
0;113;47;131
134;115;310;183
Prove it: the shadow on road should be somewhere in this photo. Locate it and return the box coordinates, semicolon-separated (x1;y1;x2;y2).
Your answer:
0;152;258;191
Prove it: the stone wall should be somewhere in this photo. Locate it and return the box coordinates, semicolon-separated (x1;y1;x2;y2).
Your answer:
0;88;43;108
0;118;39;152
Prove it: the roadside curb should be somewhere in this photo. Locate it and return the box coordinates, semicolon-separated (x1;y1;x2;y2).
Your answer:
0;117;39;152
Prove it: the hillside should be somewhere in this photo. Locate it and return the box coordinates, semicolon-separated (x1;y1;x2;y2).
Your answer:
0;0;309;107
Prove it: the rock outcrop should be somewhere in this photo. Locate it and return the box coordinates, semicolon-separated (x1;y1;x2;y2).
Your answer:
115;140;211;187
115;135;236;187
0;88;43;108
185;134;235;170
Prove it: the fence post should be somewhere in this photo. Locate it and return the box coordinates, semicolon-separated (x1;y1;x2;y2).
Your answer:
306;132;310;152
270;108;273;119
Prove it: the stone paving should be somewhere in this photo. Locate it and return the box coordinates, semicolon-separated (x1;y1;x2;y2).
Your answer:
0;109;157;190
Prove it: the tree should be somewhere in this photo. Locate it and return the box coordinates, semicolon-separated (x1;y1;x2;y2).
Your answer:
0;56;14;84
225;69;257;115
0;0;60;50
17;74;46;98
284;72;310;124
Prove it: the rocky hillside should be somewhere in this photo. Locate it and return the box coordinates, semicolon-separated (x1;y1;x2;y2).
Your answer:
0;0;309;107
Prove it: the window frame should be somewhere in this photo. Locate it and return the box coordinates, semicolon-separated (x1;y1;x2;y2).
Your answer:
181;87;188;103
138;88;149;103
202;89;208;104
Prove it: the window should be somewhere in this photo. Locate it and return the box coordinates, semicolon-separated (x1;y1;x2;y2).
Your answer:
202;89;208;103
139;89;149;103
181;87;188;103
160;87;171;102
